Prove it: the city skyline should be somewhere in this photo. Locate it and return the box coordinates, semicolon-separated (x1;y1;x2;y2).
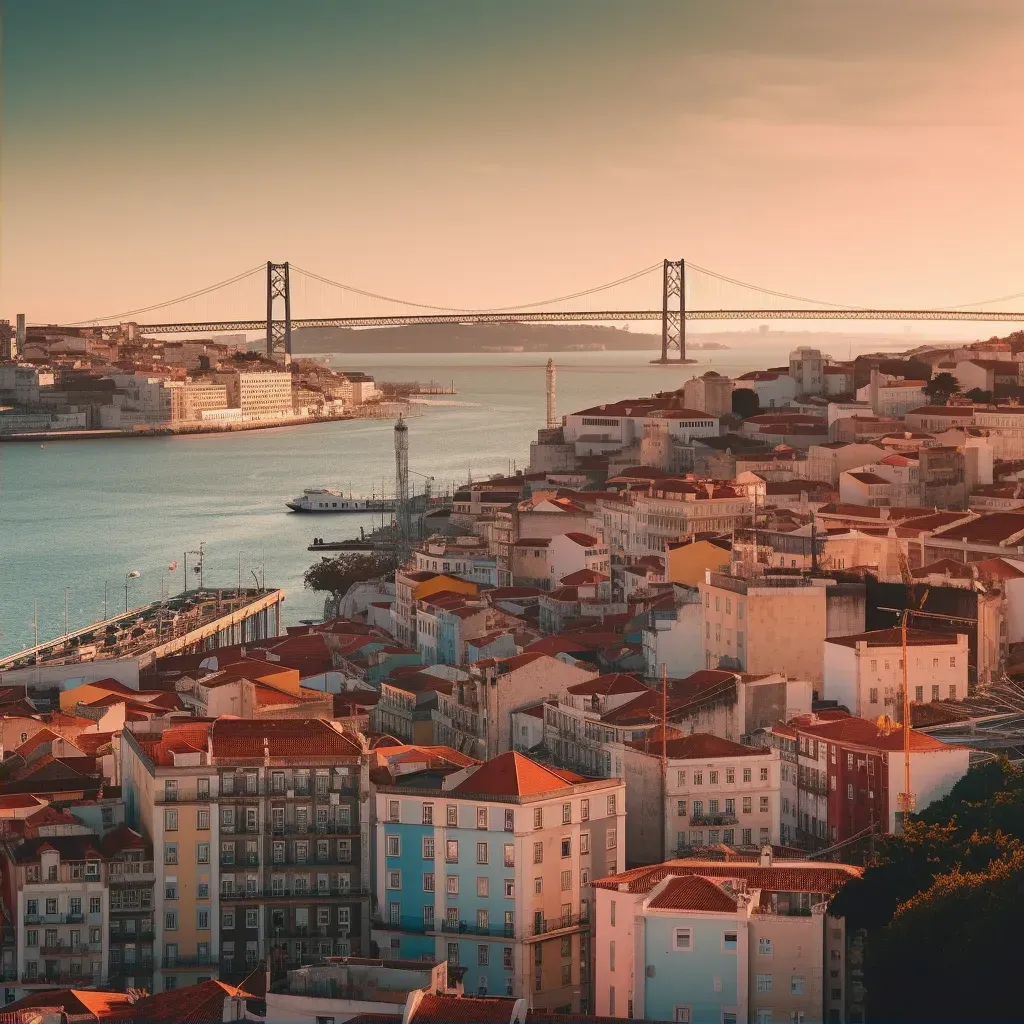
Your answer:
5;1;1024;324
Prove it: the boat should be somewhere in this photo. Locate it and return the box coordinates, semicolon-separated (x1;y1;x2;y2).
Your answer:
285;488;398;513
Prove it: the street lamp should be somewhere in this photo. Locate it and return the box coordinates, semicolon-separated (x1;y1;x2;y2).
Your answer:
125;570;140;613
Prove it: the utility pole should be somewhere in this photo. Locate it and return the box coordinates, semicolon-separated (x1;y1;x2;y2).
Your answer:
64;587;69;636
661;663;668;860
103;581;108;620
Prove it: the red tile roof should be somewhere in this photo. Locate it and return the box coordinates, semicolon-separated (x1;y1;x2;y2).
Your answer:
594;859;861;894
560;569;610;585
523;636;590;657
931;510;1024;545
566;673;647;697
776;712;962;752
210;718;362;761
826;627;960;649
562;532;600;547
647;874;740;912
452;751;583;798
631;733;766;759
410;994;519;1023
473;651;548;674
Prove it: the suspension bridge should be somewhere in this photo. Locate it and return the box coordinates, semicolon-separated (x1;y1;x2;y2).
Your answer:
37;260;1024;364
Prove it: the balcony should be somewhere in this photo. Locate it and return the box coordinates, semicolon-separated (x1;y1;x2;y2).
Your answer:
268;852;353;868
527;912;590;938
438;920;516;939
21;973;95;986
162;953;213;969
269;822;357;836
221;885;368;902
689;813;739;827
38;942;103;956
24;914;88;926
110;930;154;943
155;788;212;804
108;861;156;883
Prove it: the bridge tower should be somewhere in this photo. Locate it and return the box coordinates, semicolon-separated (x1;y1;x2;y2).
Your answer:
660;259;686;362
266;262;292;365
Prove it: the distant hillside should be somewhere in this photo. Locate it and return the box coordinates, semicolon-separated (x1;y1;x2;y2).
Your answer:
291;322;661;354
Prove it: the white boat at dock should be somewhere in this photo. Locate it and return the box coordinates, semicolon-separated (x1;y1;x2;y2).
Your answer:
285;488;397;513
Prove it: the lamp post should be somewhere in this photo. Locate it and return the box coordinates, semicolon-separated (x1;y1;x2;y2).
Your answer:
125;571;140;613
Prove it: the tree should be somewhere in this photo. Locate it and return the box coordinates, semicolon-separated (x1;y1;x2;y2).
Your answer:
964;387;992;404
731;387;759;419
922;371;961;405
304;551;399;600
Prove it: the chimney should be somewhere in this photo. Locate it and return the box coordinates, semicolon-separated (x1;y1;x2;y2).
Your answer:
759;844;773;867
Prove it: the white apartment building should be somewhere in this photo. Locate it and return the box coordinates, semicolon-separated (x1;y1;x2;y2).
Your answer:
682;373;733;417
823;627;968;718
216;369;294;419
622;734;783;862
169;382;229;423
789;347;826;395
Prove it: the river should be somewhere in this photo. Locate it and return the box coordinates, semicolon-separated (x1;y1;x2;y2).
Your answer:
0;341;914;656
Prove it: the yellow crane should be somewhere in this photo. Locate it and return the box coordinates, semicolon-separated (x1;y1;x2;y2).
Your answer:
895;551;929;829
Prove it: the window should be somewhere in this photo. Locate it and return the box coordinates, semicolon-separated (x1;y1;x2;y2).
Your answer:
915;686;924;702
164;911;178;930
476;842;489;864
931;685;940;701
388;800;400;823
446;840;459;863
534;878;543;894
760;796;769;813
505;879;515;898
534;842;543;863
726;768;734;784
580;831;590;855
387;870;401;889
760;767;768;782
674;1010;692;1024
759;937;773;956
561;869;572;890
791;975;805;995
386;835;401;857
949;684;957;700
164;808;178;831
477;807;488;829
222;910;235;929
447;804;458;826
246;908;258;929
756;973;773;992
533;807;543;829
607;828;617;850
743;797;752;814
477;943;489;966
164;843;178;865
743;767;751;783
423;873;435;892
197;908;210;930
165;883;178;901
423;906;435;928
581;799;590;820
756;1012;773;1024
423;837;435;860
607;795;616;815
847;783;854;799
504;808;515;832
673;927;692;951
422;803;434;825
561;837;572;858
447;942;460;965
609;940;616;971
693;772;703;786
477;877;489;898
197;882;209;899
723;930;738;951
562;802;572;824
197;809;210;830
446;876;459;895
677;770;686;786
709;770;719;785
869;687;878;704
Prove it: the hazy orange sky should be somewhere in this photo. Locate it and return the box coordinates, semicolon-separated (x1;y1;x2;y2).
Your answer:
4;0;1024;329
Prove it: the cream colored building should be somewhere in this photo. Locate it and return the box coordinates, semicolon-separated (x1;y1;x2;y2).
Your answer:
700;572;866;688
823;627;968;718
170;382;229;423
216;369;294;419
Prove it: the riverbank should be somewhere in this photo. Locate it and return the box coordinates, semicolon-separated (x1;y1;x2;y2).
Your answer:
0;404;413;442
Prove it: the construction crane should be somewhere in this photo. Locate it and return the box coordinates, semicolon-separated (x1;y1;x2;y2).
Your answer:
894;551;930;831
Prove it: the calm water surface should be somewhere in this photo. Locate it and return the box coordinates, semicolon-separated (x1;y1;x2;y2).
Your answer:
0;342;901;655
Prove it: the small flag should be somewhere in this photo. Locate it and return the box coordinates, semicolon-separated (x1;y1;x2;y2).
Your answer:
168;561;178;571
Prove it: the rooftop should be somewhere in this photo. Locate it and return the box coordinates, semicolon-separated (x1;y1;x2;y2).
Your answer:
594;858;861;894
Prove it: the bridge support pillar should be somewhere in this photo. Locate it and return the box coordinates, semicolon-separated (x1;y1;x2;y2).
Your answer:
266;262;292;366
660;259;685;362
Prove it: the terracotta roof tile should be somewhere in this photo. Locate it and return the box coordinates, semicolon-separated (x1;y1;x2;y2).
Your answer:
826;627;960;649
594;859;861;894
210;718;362;760
452;751;583;798
647;874;740;912
411;994;519;1023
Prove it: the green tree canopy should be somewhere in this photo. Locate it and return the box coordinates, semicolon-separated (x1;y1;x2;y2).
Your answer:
922;371;961;404
304;551;399;600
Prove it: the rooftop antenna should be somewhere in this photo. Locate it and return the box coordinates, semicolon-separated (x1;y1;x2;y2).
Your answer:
395;416;411;560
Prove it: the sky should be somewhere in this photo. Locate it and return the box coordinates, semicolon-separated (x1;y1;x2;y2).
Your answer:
4;0;1024;331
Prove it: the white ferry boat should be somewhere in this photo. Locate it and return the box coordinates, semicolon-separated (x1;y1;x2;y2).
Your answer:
285;489;398;513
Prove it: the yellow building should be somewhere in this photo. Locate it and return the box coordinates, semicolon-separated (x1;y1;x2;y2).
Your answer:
665;535;732;586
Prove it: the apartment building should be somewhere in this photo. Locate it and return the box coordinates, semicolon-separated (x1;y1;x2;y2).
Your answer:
823;627;968;718
433;653;597;760
169;382;229;423
682;373;734;417
121;718;370;992
393;569;479;648
215;369;294;419
8;836;110;993
763;712;970;844
104;826;157;994
372;750;625;1014
700;572;866;688
592;855;864;1024
622;734;783;863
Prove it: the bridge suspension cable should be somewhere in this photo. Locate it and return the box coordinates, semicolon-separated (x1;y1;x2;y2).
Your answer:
289;261;662;314
64;264;266;326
